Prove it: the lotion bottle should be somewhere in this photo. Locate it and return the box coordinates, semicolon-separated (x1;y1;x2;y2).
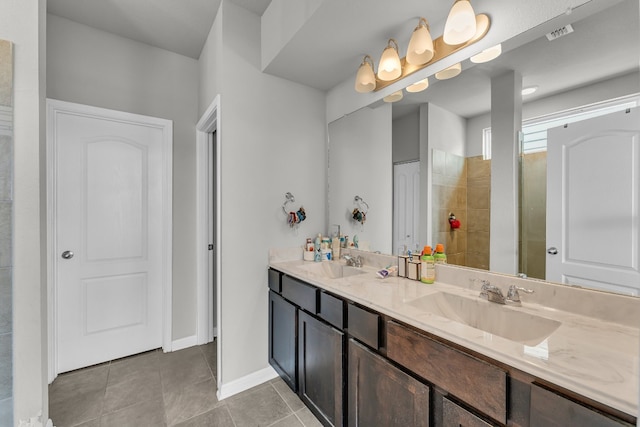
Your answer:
420;245;435;284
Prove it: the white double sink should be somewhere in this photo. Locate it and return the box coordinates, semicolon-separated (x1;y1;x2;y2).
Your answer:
298;261;560;346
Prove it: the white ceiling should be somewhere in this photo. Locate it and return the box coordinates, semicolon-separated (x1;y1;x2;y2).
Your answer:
47;0;639;119
46;0;273;59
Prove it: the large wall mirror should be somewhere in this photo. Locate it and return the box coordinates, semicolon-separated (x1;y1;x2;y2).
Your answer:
328;0;640;296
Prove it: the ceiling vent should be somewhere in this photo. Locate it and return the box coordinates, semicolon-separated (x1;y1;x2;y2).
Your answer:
546;24;574;41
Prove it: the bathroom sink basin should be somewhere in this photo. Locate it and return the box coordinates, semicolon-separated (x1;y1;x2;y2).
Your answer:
407;292;561;346
299;262;367;279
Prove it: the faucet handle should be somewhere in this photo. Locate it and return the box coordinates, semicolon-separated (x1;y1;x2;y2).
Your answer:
507;285;534;303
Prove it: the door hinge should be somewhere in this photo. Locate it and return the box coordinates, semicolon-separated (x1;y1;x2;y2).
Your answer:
208;244;214;251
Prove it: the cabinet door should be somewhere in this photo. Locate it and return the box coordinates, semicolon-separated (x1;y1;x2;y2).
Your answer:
299;310;344;427
348;339;429;427
269;290;297;391
442;397;495;427
530;385;633;427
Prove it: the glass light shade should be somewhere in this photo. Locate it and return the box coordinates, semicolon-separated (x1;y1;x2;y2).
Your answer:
406;78;429;93
470;44;502;63
443;0;477;45
377;39;402;81
406;19;434;65
383;90;403;103
435;63;462;80
354;57;376;93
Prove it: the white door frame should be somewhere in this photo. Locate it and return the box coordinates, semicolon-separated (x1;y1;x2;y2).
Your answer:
195;96;221;388
46;99;173;382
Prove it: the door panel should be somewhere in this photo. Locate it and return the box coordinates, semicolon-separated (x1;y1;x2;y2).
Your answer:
393;161;420;254
51;100;171;373
547;108;639;295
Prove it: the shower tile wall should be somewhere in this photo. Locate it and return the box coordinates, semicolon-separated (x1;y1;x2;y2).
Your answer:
466;155;491;270
520;151;547;279
0;39;13;427
432;149;467;266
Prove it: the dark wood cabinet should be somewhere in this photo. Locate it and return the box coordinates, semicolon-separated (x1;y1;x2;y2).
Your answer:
298;310;344;427
442;397;496;427
530;384;633;427
386;320;507;424
268;290;297;391
268;268;635;427
347;338;429;427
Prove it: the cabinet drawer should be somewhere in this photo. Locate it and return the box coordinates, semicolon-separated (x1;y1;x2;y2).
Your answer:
530;384;632;427
319;291;344;329
282;275;318;314
268;269;282;293
347;303;380;349
443;398;494;427
386;321;506;424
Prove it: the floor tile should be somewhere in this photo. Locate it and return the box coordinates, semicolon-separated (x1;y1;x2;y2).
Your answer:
99;398;165;427
49;388;104;427
103;371;162;413
268;414;303;427
160;350;211;392
199;342;217;374
227;383;292;427
50;365;109;400
172;405;234;427
74;419;100;427
294;407;323;427
164;378;220;426
271;377;304;412
107;350;159;387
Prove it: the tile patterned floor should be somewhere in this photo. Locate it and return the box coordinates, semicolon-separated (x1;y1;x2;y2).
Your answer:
49;342;322;427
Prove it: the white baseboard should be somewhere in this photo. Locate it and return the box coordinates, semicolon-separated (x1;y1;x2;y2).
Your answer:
171;335;198;351
217;366;278;400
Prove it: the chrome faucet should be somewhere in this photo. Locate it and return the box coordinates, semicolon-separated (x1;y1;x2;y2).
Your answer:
342;254;362;267
505;285;534;307
478;280;534;306
479;280;506;304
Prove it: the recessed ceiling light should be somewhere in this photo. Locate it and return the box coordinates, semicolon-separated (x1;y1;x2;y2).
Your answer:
522;86;539;96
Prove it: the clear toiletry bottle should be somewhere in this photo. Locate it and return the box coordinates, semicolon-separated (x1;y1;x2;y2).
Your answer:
420;245;435;284
314;233;322;262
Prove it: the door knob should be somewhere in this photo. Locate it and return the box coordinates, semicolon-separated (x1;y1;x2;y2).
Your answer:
61;250;74;259
547;247;558;255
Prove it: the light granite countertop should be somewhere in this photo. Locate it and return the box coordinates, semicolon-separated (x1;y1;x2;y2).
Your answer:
269;249;639;418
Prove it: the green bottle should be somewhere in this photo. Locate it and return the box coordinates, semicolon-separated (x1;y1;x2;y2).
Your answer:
434;244;447;264
420;245;435;284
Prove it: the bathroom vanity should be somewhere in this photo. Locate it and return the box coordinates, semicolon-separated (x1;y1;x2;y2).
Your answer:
268;251;638;427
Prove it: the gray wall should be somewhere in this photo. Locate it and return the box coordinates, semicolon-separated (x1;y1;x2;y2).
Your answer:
392;111;419;164
0;0;49;423
47;13;200;340
199;2;327;387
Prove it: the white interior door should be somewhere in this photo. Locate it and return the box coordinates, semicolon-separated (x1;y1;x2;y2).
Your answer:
49;100;172;373
393;161;420;254
546;108;639;295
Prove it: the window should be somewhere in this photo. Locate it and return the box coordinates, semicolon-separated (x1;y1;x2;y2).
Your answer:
482;94;640;159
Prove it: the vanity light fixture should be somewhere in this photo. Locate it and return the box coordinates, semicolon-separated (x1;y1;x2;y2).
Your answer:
353;2;490;93
435;63;462;80
470;43;502;63
443;0;477;45
407;18;434;65
383;90;404;103
354;55;376;93
522;85;539;96
377;39;402;81
406;77;429;93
